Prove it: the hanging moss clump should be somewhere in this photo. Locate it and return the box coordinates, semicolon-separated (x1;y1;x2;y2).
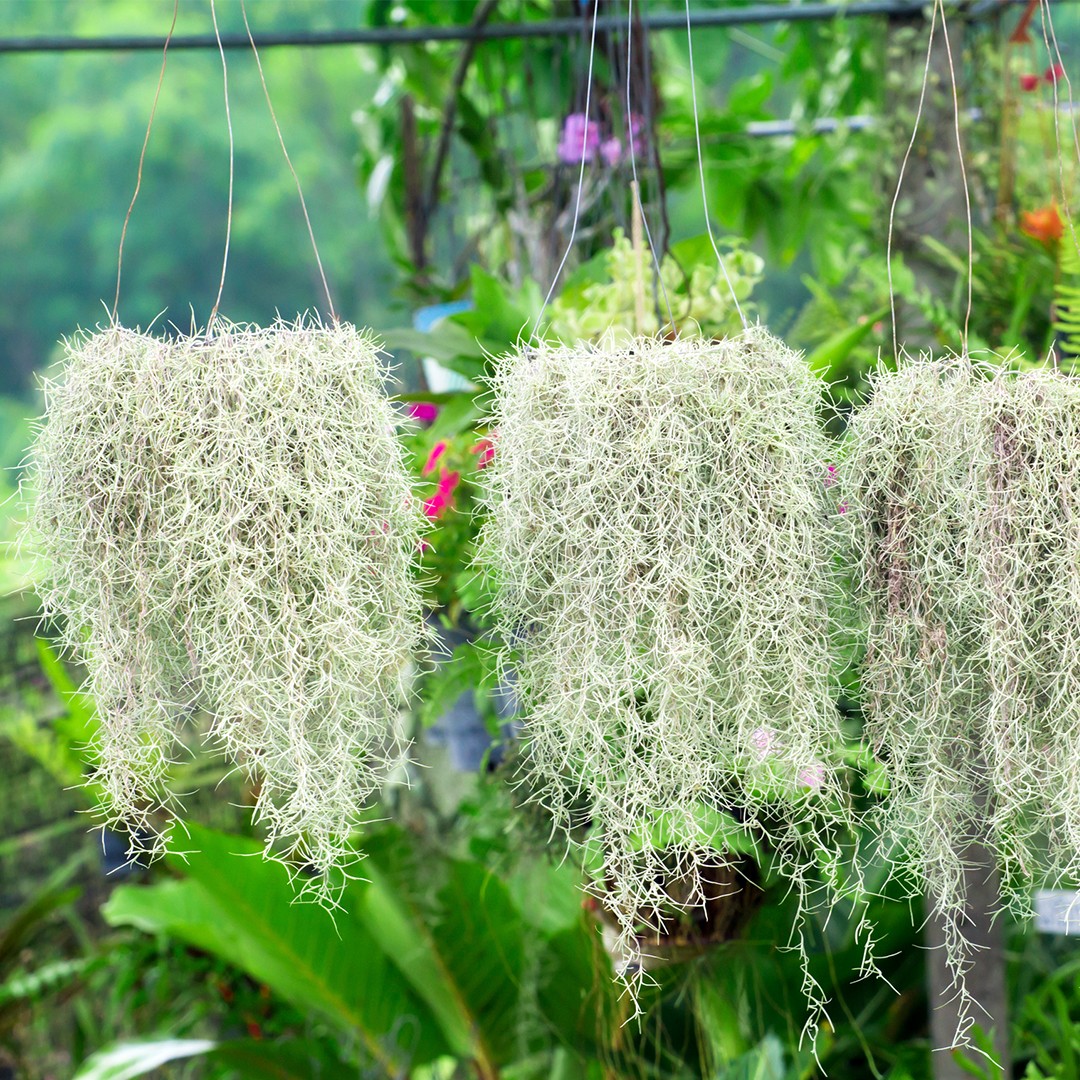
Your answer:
842;356;992;1015
26;318;424;887
980;370;1080;908
481;328;855;1011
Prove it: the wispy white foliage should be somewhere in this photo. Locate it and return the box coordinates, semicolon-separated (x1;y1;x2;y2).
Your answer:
842;356;991;1032
480;328;853;1016
25;318;424;886
844;355;1080;1040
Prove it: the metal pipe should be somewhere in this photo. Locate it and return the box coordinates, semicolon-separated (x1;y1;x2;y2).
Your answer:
0;1;1014;56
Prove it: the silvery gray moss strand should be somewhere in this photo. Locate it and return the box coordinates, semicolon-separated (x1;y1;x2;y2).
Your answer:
26;319;425;890
479;328;855;1019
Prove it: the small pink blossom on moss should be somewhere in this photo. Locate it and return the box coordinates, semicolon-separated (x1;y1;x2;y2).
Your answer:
798;763;826;790
837;501;850;515
750;726;777;759
823;464;838;489
423;441;448;476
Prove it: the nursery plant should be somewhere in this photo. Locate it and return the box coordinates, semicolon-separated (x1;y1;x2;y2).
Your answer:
845;351;1080;1039
24;318;425;886
480;327;860;1018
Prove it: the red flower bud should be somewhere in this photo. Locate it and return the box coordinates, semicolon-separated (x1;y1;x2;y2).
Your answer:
1020;73;1040;92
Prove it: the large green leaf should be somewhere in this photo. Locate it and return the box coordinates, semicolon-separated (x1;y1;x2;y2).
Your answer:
357;828;531;1070
103;824;449;1072
72;1037;358;1080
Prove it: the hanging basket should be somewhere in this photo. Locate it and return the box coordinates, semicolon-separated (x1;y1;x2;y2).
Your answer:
26;318;425;888
480;328;855;998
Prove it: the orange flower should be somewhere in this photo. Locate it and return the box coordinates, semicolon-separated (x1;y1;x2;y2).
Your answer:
1021;204;1064;244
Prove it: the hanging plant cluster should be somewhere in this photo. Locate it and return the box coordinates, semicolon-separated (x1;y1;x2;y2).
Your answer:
479;328;856;991
844;353;1080;1011
27;318;424;887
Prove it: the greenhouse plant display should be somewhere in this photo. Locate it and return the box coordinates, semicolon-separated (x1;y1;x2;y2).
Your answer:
24;318;425;888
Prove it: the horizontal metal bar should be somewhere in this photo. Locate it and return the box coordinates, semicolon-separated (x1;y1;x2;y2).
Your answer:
0;2;1001;56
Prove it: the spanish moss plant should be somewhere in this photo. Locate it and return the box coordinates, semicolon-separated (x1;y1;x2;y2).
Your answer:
26;318;424;888
981;370;1080;909
480;328;854;1013
842;356;992;1027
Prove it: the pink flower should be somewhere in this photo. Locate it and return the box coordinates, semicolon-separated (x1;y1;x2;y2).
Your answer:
1020;72;1040;92
423;441;448;476
423;469;460;519
471;435;496;468
600;137;622;167
750;726;777;760
558;112;601;164
408;401;439;424
1046;63;1066;84
823;464;838;489
837;501;850;515
627;112;645;156
798;763;826;790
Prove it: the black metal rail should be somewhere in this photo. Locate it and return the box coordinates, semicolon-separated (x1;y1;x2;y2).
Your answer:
0;2;1011;56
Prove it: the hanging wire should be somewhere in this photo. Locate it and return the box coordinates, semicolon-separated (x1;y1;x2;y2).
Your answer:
684;0;748;330
530;2;600;342
111;0;179;325
937;0;974;356
207;0;234;333
239;0;338;323
886;0;938;361
627;0;676;336
1039;0;1080;270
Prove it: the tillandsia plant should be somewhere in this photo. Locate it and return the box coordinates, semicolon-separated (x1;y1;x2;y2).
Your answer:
24;318;425;891
842;356;993;1029
981;369;1080;909
480;328;860;1022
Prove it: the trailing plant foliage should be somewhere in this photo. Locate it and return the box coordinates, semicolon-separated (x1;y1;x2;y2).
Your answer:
846;355;1080;1036
480;328;857;1016
842;356;992;1030
24;319;424;886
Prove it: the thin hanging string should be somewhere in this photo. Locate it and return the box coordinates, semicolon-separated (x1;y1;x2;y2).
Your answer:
530;2;600;343
1039;1;1080;272
111;0;179;325
239;0;338;323
886;1;938;362
626;0;676;337
937;0;974;357
684;0;747;331
207;0;234;333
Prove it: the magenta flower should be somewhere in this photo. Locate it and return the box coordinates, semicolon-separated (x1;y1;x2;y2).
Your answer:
823;464;838;489
627;112;645;156
423;441;448;476
600;137;622;168
471;435;496;468
837;501;850;515
408;401;439;424
798;763;826;790
423;469;461;519
558;112;601;165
